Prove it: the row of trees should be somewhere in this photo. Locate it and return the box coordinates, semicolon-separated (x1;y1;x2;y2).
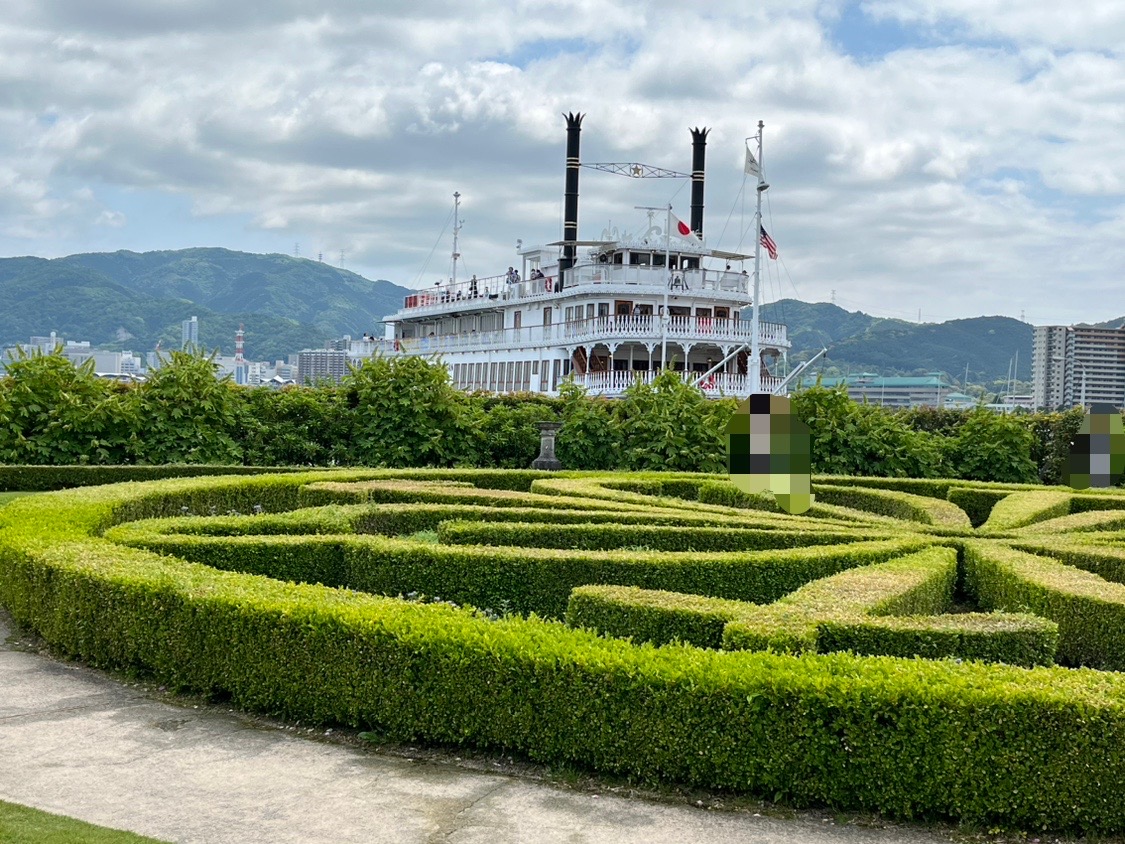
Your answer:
0;350;1087;484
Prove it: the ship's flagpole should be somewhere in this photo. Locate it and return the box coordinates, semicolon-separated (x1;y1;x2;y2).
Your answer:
750;121;766;395
663;203;671;370
451;191;461;287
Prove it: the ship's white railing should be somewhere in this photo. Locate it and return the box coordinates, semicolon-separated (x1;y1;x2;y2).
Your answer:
568;263;749;294
390;315;788;355
582;370;783;398
398;263;751;314
401;272;510;311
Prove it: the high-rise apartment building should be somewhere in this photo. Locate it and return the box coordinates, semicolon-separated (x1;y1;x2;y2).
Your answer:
296;349;349;384
181;316;199;349
1032;324;1125;410
1031;325;1067;410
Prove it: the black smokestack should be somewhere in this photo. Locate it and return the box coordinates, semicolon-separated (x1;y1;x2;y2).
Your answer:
690;127;709;238
560;112;584;279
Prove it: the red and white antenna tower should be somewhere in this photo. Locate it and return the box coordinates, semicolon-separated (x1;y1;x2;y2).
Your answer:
235;324;245;363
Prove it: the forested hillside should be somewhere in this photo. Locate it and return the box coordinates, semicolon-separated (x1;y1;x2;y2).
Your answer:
0;248;411;362
761;300;1032;384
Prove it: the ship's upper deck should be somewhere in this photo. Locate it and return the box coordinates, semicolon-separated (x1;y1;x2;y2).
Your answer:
392;255;755;321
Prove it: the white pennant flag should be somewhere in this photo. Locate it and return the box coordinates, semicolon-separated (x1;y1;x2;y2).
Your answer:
744;147;760;177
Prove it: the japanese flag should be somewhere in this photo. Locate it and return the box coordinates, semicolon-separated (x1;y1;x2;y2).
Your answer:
672;214;700;241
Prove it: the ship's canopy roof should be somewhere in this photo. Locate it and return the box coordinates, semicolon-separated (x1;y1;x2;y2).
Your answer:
545;239;754;262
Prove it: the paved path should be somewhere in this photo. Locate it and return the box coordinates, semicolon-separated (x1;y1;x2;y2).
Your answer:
0;609;959;844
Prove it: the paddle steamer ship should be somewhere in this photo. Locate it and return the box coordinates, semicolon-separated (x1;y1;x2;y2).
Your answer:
381;115;791;398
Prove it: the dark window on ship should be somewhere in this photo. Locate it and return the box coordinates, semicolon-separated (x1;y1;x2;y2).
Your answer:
586;304;595;319
597;303;609;317
543;307;552;326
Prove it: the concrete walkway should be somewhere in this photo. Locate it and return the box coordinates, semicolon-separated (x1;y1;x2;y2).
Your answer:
0;609;960;844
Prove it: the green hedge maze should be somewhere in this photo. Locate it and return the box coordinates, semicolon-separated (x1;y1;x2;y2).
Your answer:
5;469;1125;831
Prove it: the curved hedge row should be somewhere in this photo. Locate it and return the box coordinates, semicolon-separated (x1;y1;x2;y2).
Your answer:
3;470;1125;832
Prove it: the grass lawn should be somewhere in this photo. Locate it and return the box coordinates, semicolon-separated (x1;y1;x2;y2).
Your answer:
0;800;166;843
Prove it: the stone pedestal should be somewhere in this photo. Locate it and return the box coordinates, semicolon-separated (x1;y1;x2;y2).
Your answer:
531;422;563;470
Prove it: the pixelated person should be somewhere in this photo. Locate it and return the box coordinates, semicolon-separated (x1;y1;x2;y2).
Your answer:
726;394;813;515
1065;403;1125;490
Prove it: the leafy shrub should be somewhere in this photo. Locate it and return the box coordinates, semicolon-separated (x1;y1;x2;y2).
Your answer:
237;386;349;466
554;380;623;470
340;355;472;467
789;386;943;477
467;395;560;469
614;370;728;473
129;350;245;464
0;349;136;464
944;408;1037;483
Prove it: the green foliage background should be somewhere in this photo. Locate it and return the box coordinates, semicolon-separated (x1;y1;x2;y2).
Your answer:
0;351;1099;483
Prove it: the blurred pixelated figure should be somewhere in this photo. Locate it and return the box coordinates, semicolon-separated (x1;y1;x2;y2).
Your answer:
1065;403;1125;490
726;393;813;514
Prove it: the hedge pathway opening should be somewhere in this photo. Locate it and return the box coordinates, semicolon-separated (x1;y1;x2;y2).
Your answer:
4;469;1125;833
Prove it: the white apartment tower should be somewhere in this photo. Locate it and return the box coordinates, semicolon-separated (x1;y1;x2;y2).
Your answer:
181;316;199;349
1032;324;1125;410
1031;325;1067;410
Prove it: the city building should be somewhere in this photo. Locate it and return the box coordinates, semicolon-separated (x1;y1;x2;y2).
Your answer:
1031;325;1067;410
296;349;350;384
1031;324;1125;410
182;316;199;349
796;373;956;409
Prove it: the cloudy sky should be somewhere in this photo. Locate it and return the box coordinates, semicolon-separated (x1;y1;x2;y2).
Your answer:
2;0;1124;325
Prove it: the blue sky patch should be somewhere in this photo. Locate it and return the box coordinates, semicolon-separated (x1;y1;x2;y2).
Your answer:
827;3;935;62
490;37;609;70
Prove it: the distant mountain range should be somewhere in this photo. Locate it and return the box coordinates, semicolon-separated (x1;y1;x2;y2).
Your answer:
2;248;1118;384
0;248;411;362
760;300;1036;385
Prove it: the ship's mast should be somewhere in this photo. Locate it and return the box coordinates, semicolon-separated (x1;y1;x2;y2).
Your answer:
750;121;768;394
451;191;462;287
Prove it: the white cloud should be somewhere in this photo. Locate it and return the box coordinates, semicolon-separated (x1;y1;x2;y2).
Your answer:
0;1;1121;326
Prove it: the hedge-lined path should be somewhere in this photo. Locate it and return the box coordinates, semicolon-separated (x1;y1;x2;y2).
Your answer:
0;610;959;844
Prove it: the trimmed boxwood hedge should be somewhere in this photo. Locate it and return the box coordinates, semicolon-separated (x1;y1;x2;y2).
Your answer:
0;463;315;491
110;517;926;619
979;490;1073;532
963;540;1125;670
570;547;1055;667
945;487;1010;528
5;470;1125;832
813;485;972;529
436;520;872;553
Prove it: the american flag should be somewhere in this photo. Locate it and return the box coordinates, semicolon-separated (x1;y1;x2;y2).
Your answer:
760;226;778;260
